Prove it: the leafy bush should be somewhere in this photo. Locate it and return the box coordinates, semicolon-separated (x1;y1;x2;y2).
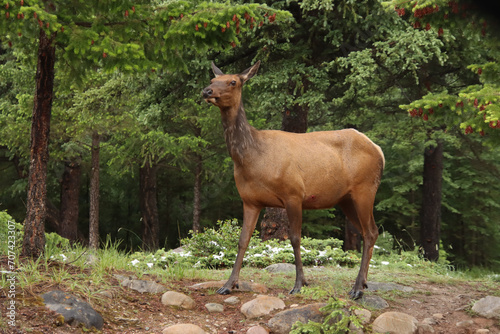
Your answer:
129;218;359;269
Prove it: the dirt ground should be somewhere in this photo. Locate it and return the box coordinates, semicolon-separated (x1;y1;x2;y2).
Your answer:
1;260;499;334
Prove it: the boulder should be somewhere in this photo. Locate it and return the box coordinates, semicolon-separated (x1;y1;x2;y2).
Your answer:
264;263;296;273
472;296;500;319
189;280;268;294
162;324;207;334
240;295;285;319
205;303;224;313
42;290;103;330
161;291;196;310
372;311;418;334
267;303;326;334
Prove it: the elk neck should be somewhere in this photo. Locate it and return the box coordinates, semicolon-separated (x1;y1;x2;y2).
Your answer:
219;101;258;165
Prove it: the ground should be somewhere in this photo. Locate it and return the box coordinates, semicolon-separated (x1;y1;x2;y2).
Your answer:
1;257;499;334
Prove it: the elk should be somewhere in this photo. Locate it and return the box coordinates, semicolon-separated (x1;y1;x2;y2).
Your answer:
202;61;385;299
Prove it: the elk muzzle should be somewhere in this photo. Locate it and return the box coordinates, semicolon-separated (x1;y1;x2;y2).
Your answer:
202;87;218;104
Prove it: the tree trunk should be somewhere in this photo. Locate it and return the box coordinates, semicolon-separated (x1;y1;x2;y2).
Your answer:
59;161;81;241
192;154;202;234
139;161;160;251
344;218;361;252
420;140;443;261
88;131;100;249
260;208;289;241
260;99;309;241
22;30;56;258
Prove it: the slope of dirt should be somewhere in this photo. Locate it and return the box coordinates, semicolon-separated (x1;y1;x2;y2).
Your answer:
1;258;499;334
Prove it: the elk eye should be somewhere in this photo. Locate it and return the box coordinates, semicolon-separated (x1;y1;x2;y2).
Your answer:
230;80;237;86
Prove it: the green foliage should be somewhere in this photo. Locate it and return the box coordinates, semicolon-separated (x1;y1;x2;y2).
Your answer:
0;210;22;254
128;219;359;269
291;297;364;334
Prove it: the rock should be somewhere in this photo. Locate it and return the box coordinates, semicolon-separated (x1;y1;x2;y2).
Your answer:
475;329;490;334
42;290;104;330
432;313;444;320
240;295;285;319
189;280;268;294
246;325;270;334
372;311;418;334
366;281;414;293
422;317;437;325
472;296;500;319
357;295;389;309
264;263;296;273
123;279;167;293
224;296;240;305
417;323;435;333
161;291;196;310
162;324;207;334
267;303;327;334
205;303;224;313
354;308;372;324
456;320;474;327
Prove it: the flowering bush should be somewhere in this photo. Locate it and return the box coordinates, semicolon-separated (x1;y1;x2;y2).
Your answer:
129;219;359;269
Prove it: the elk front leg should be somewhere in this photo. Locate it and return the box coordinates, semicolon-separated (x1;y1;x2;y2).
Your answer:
286;201;307;294
217;203;261;295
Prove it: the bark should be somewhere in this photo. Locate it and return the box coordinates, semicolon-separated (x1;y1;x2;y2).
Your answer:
260;207;289;241
22;30;56;258
192;154;202;234
344;218;361;252
139;161;160;251
88;131;100;249
59;161;81;241
420;140;444;261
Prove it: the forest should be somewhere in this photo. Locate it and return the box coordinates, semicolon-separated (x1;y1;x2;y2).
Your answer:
1;0;499;271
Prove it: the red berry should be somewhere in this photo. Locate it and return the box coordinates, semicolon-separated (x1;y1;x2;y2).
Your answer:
221;27;226;33
91;40;95;45
5;2;9;9
6;12;9;19
232;14;237;22
8;41;12;47
46;22;49;28
438;27;443;36
195;24;199;31
438;103;443;108
478;68;482;75
125;10;129;17
230;41;236;48
425;23;431;31
226;21;230;28
203;22;207;28
423;114;428;121
34;12;37;19
103;52;107;58
132;6;135;13
20;0;23;5
61;26;64;32
429;107;434;114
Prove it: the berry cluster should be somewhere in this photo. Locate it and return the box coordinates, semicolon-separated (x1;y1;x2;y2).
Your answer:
413;5;439;18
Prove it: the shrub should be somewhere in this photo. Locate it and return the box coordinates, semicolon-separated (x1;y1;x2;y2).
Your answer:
129;219;359;269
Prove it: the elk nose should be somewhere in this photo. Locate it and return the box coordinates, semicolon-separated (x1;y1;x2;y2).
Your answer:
202;87;213;98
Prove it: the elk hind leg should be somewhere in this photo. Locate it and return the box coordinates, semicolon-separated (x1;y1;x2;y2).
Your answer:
339;195;378;300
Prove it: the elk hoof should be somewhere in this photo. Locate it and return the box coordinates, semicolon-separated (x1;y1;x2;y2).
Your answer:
216;287;231;295
348;289;364;300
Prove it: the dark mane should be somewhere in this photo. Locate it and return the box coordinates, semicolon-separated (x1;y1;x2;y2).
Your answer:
222;102;256;163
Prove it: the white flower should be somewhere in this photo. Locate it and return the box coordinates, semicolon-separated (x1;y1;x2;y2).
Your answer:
407;264;413;267
130;259;140;266
213;252;225;260
147;263;154;268
210;241;219;246
59;254;67;262
381;261;390;265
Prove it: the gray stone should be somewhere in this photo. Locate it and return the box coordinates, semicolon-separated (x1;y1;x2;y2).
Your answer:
240;295;285;319
264;263;296;273
224;296;240;305
189;280;268;294
246;325;270;334
357;295;390;309
456;320;474;327
123;279;167;293
372;311;418;334
367;281;414;293
42;290;104;330
267;303;327;334
472;296;500;319
161;291;196;310
162;324;207;334
205;303;224;313
417;323;435;333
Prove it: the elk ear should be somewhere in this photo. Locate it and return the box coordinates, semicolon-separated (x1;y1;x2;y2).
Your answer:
239;60;261;83
211;62;224;77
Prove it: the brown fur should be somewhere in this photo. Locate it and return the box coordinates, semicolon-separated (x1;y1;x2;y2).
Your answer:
202;61;384;299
